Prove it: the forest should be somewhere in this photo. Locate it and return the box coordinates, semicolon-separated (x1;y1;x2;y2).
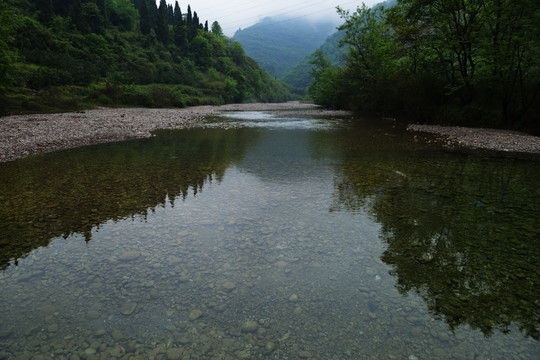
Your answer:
308;0;540;133
0;0;291;114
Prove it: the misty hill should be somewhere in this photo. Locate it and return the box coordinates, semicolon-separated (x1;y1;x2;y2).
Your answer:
280;0;398;93
232;17;338;78
281;30;347;91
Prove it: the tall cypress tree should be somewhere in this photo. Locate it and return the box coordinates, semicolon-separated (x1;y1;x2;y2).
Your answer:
189;11;199;39
173;1;181;23
156;0;169;44
167;4;174;25
139;0;151;35
148;0;158;28
174;4;187;50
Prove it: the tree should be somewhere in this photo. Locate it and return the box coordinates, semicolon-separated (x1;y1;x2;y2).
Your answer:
0;1;18;94
139;0;151;35
156;0;169;44
167;3;174;25
36;0;54;25
307;50;347;108
173;4;187;50
211;21;223;37
173;1;181;23
336;4;396;113
186;5;192;27
77;1;105;34
190;35;213;69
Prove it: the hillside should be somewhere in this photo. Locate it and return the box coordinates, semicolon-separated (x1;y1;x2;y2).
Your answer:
280;30;347;92
232;17;337;79
281;0;398;94
0;0;291;115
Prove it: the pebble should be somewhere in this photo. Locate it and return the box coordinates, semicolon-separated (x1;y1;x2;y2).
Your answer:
111;329;124;341
266;341;276;352
189;309;203;320
166;348;184;360
241;320;258;333
47;324;58;333
120;302;137;315
221;281;236;292
118;250;140;261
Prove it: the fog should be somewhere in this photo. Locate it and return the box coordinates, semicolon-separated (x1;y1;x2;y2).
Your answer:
165;1;381;36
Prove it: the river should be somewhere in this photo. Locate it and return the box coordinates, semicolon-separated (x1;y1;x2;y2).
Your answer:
0;112;538;359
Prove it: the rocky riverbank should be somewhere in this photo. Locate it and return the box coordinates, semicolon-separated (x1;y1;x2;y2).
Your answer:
2;103;538;162
407;124;540;154
0;102;330;163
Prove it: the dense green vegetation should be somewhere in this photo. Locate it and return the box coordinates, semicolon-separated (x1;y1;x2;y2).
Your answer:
232;17;337;79
308;1;540;132
281;30;347;96
0;0;291;115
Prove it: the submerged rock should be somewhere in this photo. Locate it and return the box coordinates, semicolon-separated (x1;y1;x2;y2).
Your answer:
241;320;258;333
189;309;203;320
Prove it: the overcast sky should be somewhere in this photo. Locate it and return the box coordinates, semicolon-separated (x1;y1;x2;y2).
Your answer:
165;1;381;36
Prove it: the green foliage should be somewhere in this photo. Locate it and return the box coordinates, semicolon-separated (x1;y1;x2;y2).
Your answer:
211;21;223;37
281;31;347;92
307;0;540;132
307;50;348;108
0;1;19;94
0;0;291;115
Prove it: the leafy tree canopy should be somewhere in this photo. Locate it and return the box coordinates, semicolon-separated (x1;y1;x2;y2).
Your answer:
0;0;291;114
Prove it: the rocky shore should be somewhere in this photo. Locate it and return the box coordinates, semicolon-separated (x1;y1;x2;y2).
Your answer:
1;102;538;162
0;102;326;163
408;124;540;154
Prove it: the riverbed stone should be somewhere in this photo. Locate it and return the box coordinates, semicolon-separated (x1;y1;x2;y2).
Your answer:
241;320;258;333
120;302;137;315
221;281;236;292
118;250;140;261
189;309;203;320
166;348;184;360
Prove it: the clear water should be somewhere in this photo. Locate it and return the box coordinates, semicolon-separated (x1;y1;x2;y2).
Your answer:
0;112;538;359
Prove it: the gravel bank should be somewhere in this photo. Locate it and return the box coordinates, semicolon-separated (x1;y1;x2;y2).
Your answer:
0;102;324;162
2;102;538;162
408;124;540;154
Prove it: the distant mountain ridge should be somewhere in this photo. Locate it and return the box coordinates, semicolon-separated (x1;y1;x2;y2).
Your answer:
281;30;347;91
281;0;398;93
232;17;338;78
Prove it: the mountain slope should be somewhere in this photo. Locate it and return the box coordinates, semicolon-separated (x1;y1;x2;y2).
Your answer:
280;0;398;93
281;30;347;90
232;17;338;78
0;0;290;114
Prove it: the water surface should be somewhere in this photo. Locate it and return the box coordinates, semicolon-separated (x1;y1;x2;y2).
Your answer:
0;112;538;359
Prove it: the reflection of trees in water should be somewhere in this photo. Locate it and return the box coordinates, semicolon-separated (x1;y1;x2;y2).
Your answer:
0;128;257;270
332;148;540;340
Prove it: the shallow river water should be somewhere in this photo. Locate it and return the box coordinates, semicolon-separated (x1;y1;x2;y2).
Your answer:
0;112;538;360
